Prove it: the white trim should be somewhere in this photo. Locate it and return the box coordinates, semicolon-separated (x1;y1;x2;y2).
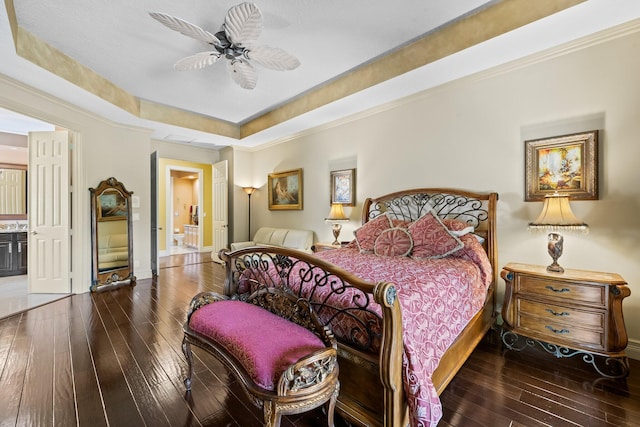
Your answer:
626;339;640;361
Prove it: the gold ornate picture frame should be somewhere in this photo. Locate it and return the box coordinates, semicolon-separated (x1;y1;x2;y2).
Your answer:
268;168;303;210
330;168;356;206
525;130;598;201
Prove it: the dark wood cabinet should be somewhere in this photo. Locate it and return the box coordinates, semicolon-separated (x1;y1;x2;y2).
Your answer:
0;232;28;277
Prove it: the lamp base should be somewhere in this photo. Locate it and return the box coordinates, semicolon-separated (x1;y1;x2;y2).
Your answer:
546;262;564;274
546;232;565;274
331;223;342;246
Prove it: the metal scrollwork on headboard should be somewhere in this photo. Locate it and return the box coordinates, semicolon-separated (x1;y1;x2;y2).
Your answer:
367;191;489;228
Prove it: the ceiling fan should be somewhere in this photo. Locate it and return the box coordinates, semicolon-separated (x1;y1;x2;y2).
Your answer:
150;2;300;90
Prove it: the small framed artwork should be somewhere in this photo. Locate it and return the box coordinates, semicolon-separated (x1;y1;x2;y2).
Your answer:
525;130;598;201
268;168;303;210
330;168;356;206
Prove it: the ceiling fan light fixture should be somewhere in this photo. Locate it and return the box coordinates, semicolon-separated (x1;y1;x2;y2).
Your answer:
150;2;300;89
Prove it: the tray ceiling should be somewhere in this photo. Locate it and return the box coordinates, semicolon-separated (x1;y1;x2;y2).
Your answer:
2;1;640;149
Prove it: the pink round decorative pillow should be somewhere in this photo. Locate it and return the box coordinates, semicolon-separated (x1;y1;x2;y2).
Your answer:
374;228;413;257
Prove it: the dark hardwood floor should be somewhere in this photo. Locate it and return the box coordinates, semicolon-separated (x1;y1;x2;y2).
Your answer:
0;253;638;426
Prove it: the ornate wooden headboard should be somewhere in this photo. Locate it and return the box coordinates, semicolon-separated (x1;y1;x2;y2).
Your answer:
362;187;499;287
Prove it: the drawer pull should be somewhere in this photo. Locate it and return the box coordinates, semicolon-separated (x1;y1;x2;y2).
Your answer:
545;285;570;293
545;308;569;317
545;325;570;334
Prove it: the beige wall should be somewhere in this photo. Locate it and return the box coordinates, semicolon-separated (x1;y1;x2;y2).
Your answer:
242;28;640;357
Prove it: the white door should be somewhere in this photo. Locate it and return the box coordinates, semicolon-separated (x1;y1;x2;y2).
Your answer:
211;160;228;262
28;131;70;293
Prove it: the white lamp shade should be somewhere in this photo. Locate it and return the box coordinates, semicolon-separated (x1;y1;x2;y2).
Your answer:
529;193;588;232
325;203;348;221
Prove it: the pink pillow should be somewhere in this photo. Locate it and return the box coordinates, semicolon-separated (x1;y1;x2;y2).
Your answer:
408;211;463;259
354;214;393;253
450;234;493;288
374;228;413;257
390;218;410;229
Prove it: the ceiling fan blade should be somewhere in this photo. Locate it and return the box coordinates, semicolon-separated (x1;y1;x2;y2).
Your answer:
224;2;262;46
246;45;300;71
149;12;220;45
227;60;257;89
174;52;221;70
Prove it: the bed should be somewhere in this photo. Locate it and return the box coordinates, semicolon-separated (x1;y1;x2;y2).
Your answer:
218;188;498;427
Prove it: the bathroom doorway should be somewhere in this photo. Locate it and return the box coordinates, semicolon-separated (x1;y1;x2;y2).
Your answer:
167;166;203;255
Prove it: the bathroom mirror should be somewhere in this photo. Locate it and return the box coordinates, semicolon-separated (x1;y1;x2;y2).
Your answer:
0;163;27;220
89;177;135;291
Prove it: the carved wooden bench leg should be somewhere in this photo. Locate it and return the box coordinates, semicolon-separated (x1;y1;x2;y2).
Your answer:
182;336;194;391
326;383;339;427
264;401;281;427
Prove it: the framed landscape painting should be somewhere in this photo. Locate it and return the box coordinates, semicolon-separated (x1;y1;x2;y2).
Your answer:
525;130;598;201
268;168;303;210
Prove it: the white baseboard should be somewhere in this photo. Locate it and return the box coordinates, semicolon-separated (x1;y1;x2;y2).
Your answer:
626;339;640;361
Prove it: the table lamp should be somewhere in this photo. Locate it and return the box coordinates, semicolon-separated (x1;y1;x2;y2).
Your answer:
528;192;588;273
325;203;349;245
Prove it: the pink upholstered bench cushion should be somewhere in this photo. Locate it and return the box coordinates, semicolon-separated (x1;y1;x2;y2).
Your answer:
189;300;325;391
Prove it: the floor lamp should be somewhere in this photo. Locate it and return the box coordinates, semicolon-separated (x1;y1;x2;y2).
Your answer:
243;187;257;240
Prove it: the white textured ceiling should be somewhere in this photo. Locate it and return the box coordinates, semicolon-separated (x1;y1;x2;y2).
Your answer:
12;0;489;123
2;1;640;149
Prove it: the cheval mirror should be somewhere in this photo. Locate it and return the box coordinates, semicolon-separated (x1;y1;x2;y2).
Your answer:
89;177;135;291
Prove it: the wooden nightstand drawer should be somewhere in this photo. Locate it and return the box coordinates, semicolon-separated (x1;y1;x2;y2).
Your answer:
517;275;605;307
517;314;604;350
517;299;604;329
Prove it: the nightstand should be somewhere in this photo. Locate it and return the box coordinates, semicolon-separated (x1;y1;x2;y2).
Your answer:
312;242;343;253
501;262;630;377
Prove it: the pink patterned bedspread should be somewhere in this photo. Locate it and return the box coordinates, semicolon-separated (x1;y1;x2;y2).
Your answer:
315;246;492;427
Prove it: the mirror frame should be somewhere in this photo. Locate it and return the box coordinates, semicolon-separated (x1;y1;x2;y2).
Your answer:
0;163;28;220
89;177;136;291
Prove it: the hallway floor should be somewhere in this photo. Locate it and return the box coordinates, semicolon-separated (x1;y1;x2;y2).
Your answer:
0;275;68;320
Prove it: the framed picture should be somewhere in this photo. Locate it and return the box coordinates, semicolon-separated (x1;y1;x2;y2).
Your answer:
330;168;356;206
268;168;303;210
525;130;598;201
98;190;128;221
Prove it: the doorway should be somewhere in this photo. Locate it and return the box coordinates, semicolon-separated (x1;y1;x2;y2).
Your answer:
166;166;203;256
0;107;71;318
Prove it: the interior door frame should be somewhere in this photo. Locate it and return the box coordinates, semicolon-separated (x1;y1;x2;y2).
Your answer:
150;151;159;276
165;165;204;253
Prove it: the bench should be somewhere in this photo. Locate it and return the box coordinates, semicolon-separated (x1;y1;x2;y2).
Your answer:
182;284;340;427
